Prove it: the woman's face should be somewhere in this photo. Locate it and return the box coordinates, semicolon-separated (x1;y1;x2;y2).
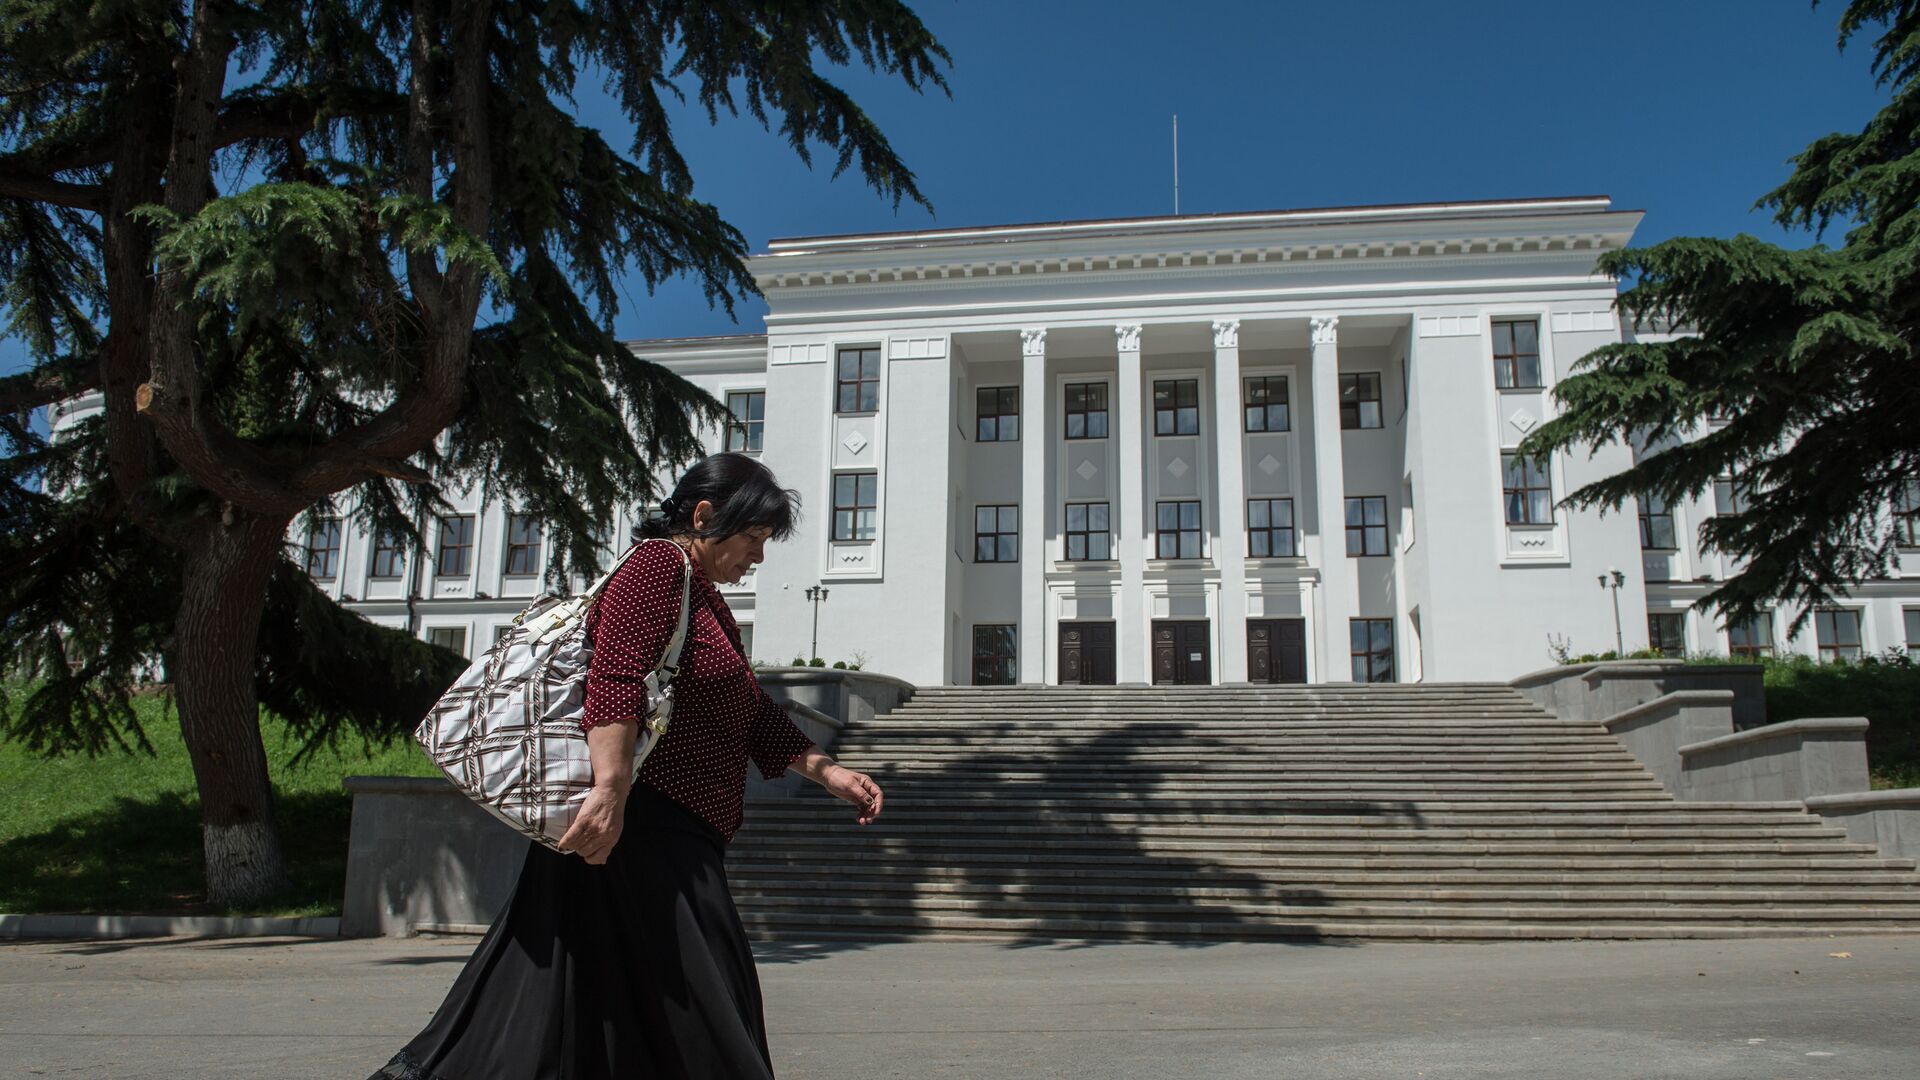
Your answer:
687;500;772;584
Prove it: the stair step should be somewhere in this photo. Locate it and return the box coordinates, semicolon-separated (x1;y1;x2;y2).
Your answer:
726;862;1920;887
733;914;1920;943
729;835;1884;857
726;878;1920;906
732;682;1917;942
731;849;1920;872
732;893;1920;924
746;804;1831;828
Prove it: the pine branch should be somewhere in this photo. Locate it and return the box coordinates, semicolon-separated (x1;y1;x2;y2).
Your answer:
0;352;97;413
0;170;105;210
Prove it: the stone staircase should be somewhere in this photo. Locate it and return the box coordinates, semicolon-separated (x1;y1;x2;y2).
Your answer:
729;685;1920;941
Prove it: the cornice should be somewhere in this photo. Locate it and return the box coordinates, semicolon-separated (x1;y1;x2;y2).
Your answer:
759;258;1619;328
766;196;1622;252
752;233;1632;299
752;200;1641;295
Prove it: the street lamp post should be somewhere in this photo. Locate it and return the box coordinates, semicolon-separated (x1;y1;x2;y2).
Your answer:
1597;568;1626;656
804;585;829;661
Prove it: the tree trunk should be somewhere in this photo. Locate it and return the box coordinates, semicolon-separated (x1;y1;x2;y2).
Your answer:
171;510;291;906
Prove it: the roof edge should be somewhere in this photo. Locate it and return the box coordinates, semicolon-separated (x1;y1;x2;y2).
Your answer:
764;195;1620;252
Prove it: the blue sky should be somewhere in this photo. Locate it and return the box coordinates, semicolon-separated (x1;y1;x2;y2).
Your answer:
1;0;1892;372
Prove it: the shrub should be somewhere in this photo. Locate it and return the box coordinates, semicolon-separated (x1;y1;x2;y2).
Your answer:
808;657;826;667
1750;654;1919;789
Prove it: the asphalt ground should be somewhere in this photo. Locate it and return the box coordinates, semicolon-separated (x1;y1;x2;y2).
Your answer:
2;933;1917;1079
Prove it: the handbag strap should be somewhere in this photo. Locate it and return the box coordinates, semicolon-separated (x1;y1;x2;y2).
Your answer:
642;538;695;683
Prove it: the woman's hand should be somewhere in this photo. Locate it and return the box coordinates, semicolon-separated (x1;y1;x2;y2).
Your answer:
557;785;627;864
822;765;885;825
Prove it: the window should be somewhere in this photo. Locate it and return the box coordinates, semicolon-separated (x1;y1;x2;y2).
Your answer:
1815;608;1862;663
1064;382;1108;439
1339;372;1382;430
835;347;881;414
1153;379;1199;436
436;515;475;576
975;505;1018;562
1064;502;1111;561
304;518;342;580
832;473;878;541
1895;480;1920;548
492;624;513;647
1243;376;1290;432
726;391;765;453
1728;613;1775;658
1648;613;1686;658
976;386;1019;442
370;531;406;579
739;623;754;660
1639;493;1676;550
427;626;468;658
1350;619;1394;682
1713;475;1751;517
1491;319;1543;389
1345;496;1387;557
1905;609;1920;661
972;625;1017;685
1248;498;1297;557
1502;454;1553;526
1155;500;1203;559
504;514;542;576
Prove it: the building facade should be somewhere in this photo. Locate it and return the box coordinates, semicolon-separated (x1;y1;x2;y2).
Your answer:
47;196;1920;684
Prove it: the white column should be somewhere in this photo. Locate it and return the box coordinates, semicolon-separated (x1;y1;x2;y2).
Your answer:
1211;320;1248;682
1115;323;1147;683
1309;314;1354;682
1019;328;1048;685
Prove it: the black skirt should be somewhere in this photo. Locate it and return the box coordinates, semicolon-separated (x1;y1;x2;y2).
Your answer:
368;786;778;1080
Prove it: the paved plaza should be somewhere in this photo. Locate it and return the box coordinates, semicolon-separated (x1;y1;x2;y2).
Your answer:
1;933;1917;1078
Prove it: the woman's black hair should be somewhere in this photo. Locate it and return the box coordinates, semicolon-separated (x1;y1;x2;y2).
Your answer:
634;452;802;543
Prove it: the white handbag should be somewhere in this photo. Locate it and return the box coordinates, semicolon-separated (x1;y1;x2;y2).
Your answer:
413;538;694;849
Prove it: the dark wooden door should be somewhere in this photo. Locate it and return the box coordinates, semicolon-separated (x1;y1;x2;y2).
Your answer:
1248;618;1307;684
1151;620;1212;685
1059;621;1116;685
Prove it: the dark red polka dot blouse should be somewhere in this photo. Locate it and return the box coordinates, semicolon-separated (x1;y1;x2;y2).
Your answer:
581;539;814;841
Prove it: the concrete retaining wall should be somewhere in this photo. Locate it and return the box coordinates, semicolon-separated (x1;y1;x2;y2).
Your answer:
1677;718;1872;803
1599;691;1736;796
1804;790;1920;860
340;776;529;938
1513;661;1767;730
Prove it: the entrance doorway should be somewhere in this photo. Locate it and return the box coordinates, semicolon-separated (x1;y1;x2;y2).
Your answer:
1247;618;1307;684
1151;620;1212;685
1058;621;1117;685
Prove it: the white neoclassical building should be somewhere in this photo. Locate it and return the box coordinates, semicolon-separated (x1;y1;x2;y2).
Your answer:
47;196;1920;684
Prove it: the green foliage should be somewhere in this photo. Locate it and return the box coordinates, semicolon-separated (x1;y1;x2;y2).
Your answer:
1517;0;1920;628
1753;652;1920;789
0;686;438;915
0;0;950;760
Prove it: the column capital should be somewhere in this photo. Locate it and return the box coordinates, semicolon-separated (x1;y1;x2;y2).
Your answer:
1020;328;1047;357
1211;320;1240;350
1114;323;1142;352
1309;315;1340;347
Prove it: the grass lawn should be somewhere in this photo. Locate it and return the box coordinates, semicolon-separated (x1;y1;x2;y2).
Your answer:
0;688;438;917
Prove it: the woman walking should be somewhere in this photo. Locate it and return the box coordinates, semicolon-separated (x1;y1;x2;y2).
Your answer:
371;452;884;1079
